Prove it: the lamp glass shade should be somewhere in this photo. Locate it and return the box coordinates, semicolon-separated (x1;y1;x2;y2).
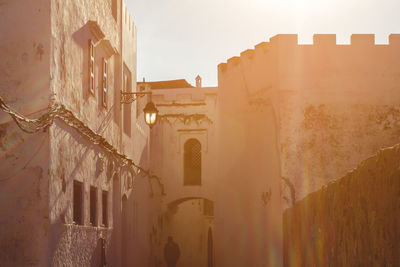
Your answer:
143;101;158;128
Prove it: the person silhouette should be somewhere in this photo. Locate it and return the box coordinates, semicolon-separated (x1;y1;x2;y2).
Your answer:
164;236;180;267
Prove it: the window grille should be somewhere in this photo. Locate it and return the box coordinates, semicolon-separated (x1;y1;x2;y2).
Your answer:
89;40;95;95
184;139;202;185
102;58;108;108
73;181;83;225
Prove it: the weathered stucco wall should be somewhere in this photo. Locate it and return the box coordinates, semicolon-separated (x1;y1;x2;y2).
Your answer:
49;120;117;266
1;0;155;266
217;53;283;266
283;144;400;267
0;124;50;266
275;34;400;203
218;34;400;206
0;0;52;265
50;0;120;149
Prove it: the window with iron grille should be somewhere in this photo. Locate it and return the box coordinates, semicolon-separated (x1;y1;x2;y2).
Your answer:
73;181;83;225
102;58;108;108
89;40;95;95
184;138;202;185
102;190;108;227
90;186;97;226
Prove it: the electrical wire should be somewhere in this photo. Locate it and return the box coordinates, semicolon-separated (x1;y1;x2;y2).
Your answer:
0;96;165;195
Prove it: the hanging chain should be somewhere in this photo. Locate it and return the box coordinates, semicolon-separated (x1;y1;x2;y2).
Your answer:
0;96;165;195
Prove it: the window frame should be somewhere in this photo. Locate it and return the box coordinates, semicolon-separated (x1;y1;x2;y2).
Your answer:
89;40;95;95
183;138;202;186
102;58;108;108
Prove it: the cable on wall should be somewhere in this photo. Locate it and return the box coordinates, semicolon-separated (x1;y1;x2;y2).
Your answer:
0;96;165;195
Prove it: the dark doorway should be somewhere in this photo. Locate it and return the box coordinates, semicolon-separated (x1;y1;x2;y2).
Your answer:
207;227;214;267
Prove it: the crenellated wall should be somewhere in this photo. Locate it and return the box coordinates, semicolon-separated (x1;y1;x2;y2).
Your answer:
218;33;400;205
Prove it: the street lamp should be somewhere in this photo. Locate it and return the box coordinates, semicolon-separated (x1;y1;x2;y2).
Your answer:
120;91;159;128
143;101;158;128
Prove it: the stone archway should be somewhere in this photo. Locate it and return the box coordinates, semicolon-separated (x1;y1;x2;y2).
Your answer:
162;197;214;267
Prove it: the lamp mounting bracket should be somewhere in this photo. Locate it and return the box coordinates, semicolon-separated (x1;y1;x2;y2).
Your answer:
120;91;152;104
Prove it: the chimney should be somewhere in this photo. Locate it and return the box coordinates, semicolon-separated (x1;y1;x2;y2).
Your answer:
195;75;202;88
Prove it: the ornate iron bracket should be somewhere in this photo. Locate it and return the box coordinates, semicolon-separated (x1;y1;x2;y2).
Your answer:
120;91;152;104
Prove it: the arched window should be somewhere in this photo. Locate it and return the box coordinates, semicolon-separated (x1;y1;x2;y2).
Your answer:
184;139;202;185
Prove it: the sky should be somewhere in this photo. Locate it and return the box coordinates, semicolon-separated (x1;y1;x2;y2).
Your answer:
126;0;400;87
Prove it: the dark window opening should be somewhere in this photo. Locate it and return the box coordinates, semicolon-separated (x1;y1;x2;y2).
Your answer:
90;186;97;226
102;190;108;227
184;138;202;185
73;181;83;225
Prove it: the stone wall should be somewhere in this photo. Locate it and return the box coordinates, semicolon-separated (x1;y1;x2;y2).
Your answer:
283;144;400;267
218;34;400;205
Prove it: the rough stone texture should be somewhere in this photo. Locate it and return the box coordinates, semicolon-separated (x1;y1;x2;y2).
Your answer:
283;144;400;267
